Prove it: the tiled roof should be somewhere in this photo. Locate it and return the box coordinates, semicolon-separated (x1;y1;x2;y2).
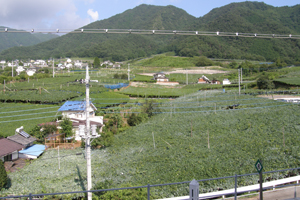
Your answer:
7;134;36;147
58;101;96;112
0;138;24;157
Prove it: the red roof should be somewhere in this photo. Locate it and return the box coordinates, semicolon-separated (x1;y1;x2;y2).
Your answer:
0;138;24;157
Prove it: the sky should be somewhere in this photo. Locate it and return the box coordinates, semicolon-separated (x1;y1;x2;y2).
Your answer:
0;0;298;31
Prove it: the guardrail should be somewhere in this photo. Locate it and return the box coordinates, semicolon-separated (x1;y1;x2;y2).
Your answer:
1;167;300;200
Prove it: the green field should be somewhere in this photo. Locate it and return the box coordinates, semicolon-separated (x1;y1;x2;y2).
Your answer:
0;103;60;137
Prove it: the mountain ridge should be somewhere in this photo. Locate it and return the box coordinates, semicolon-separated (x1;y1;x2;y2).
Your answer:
0;2;299;63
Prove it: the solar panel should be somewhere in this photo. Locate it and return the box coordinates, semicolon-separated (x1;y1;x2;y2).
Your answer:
19;130;30;138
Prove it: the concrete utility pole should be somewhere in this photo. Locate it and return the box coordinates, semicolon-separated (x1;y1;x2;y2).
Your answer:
241;68;243;84
79;65;101;200
238;69;241;95
53;58;55;78
128;63;130;81
186;69;188;85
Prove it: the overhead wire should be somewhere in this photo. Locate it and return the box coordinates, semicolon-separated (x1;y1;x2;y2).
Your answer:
0;28;299;39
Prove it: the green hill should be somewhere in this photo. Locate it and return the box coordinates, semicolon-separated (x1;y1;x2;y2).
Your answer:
0;2;299;63
0;27;59;53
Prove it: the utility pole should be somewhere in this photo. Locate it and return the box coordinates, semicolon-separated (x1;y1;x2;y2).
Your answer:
12;61;14;77
241;68;243;84
128;63;130;81
78;65;100;200
53;58;55;78
238;69;241;96
186;69;188;85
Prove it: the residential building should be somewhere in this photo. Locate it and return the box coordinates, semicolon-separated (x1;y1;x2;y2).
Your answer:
58;101;104;141
0;138;24;162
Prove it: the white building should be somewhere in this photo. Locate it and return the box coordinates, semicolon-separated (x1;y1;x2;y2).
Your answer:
58;101;104;141
223;79;231;85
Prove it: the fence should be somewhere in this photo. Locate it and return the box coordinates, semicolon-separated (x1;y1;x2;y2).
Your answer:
1;167;300;200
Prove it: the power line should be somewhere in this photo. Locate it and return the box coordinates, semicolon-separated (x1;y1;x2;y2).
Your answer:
0;106;59;114
0;28;299;39
0;115;61;123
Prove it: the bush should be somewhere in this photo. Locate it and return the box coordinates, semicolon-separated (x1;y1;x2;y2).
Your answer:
0;160;7;189
127;113;148;126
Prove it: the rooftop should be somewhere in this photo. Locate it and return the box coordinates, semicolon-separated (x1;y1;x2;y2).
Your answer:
0;138;24;157
58;101;96;112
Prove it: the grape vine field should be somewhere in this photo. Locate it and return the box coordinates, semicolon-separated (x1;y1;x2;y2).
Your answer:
2;90;300;199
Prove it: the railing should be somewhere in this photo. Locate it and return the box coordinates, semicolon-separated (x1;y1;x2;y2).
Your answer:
1;167;300;200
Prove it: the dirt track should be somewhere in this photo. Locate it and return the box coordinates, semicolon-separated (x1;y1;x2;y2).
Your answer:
140;68;229;76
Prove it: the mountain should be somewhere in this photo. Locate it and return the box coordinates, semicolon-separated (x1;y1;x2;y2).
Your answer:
0;2;299;63
0;27;59;53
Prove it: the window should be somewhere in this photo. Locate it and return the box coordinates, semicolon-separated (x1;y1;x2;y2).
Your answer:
4;154;12;161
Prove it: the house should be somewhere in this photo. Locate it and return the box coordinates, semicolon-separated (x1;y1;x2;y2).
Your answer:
113;63;121;68
0;138;24;162
58;101;104;141
223;79;231;85
16;66;25;75
67;58;72;63
26;69;36;76
101;60;113;67
74;60;83;68
0;60;6;64
153;72;169;82
7;126;37;148
212;80;221;84
198;75;211;84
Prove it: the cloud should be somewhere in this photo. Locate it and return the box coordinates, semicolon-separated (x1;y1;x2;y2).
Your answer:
87;9;99;21
0;0;90;31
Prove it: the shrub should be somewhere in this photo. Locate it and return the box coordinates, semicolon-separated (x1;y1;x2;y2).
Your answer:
0;160;7;189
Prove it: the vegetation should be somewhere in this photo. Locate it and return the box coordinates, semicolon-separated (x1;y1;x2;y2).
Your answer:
59;118;73;138
1;91;300;199
0;160;7;189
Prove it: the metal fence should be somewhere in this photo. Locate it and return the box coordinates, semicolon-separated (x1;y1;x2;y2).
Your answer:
1;167;300;200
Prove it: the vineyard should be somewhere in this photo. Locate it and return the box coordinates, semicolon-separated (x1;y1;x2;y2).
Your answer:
1;90;300;199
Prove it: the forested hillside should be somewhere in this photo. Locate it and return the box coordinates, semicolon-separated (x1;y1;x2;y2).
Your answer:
0;2;299;63
0;27;58;53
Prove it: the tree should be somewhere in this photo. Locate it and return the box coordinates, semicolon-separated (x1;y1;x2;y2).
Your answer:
257;76;275;89
127;113;148;126
0;160;7;189
94;57;100;68
59;118;73;138
142;100;158;118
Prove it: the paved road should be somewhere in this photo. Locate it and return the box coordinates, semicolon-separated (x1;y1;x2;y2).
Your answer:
225;186;300;200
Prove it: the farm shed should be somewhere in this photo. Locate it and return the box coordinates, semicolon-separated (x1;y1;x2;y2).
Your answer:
19;144;45;159
0;138;24;162
7;126;37;148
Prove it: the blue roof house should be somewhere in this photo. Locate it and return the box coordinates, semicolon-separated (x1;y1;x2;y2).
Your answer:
58;101;97;119
58;101;104;141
